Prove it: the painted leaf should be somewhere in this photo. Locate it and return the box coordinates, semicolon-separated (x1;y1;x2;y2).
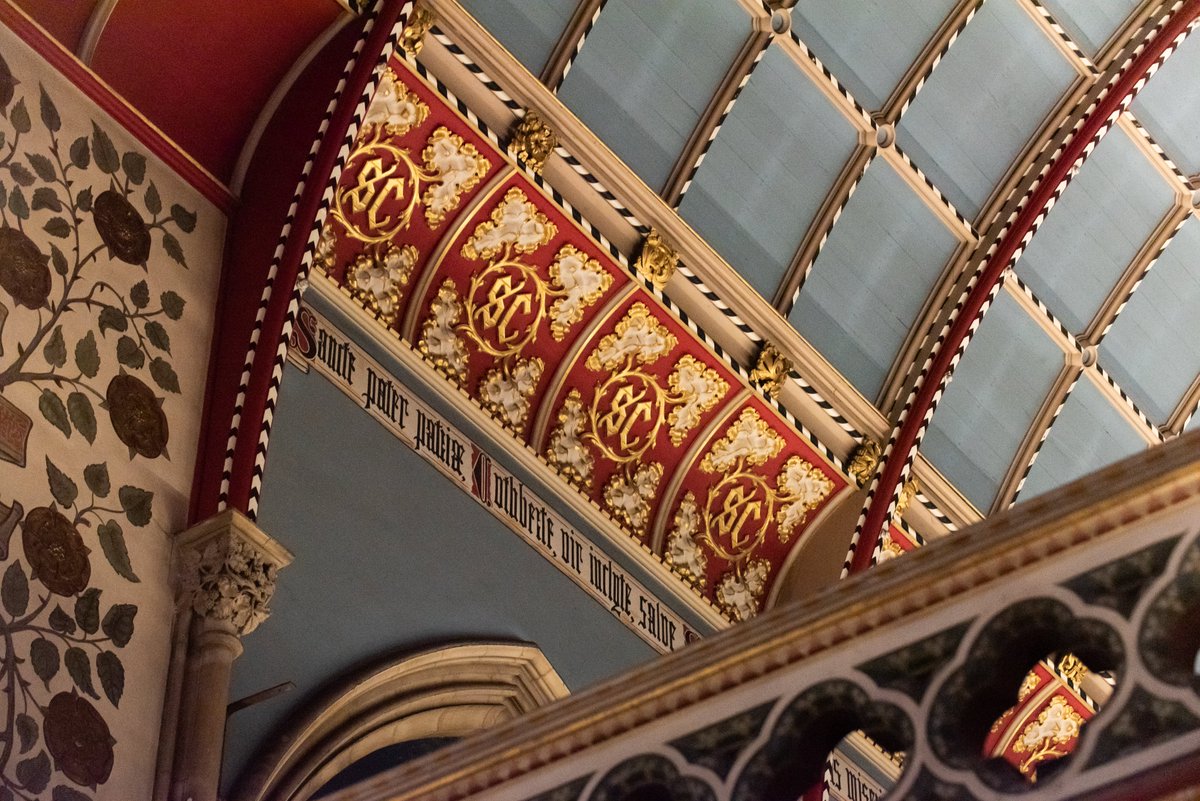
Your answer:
64;646;98;699
32;186;62;212
98;306;128;335
39;84;60;132
10;98;30;134
130;279;149;309
145;320;170;353
15;713;37;754
45;456;78;508
150;357;180;393
101;603;136;648
170;203;197;233
30;638;59;686
67;392;96;444
15;750;50;794
42;325;66;367
121;151;146;185
116;335;144;369
8;185;29;219
75;587;100;633
53;786;93;801
69;135;90;169
144;181;161;215
0;181;6;209
91;121;119;174
161;290;185;320
27;152;56;182
98;522;138;583
48;605;76;634
39;390;71;437
75;331;100;378
50;244;68;275
83;463;110;497
97;651;125;707
76;186;93;212
118;486;153;527
8;162;34;186
43;216;70;239
162;231;186;266
2;561;28;617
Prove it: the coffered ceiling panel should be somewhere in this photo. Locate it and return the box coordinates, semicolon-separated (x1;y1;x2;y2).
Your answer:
1013;125;1177;333
1130;28;1200;176
1017;377;1146;501
1039;0;1141;56
456;0;577;76
788;157;962;401
895;0;1078;220
676;46;859;300
1099;216;1200;424
556;0;750;191
920;291;1063;510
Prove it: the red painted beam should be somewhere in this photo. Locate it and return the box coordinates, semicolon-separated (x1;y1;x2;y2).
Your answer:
851;1;1200;574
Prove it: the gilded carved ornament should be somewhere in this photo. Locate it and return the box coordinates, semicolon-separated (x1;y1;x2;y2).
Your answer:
510;110;558;174
896;477;919;516
847;439;880;487
748;342;791;400
1012;695;1084;782
400;5;436;57
635;229;678;291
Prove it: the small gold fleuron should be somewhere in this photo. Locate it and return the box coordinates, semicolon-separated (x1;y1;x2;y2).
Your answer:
896;477;919;515
400;4;435;57
635;228;678;291
847;440;880;487
1058;653;1088;684
748;342;791;399
510;111;557;174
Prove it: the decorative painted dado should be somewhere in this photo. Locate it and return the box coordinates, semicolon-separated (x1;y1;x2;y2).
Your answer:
313;55;850;620
318;433;1200;801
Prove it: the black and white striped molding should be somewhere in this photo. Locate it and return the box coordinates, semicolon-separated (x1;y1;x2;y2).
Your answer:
1027;0;1100;75
1007;366;1083;509
551;0;610;93
894;0;987;120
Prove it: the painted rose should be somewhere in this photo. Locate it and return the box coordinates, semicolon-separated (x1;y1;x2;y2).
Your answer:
44;692;115;787
106;372;169;459
0;226;52;309
21;506;90;596
93;189;151;265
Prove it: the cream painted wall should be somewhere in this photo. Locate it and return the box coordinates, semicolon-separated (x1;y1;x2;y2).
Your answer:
0;26;224;801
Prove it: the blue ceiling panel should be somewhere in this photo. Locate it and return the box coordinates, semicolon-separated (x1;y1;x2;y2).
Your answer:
1188;412;1200;432
678;47;858;301
788;158;961;402
896;0;1077;220
1132;27;1200;176
557;0;750;191
1014;126;1175;333
790;0;959;111
457;0;578;76
1039;0;1140;56
1018;377;1145;501
921;291;1063;511
1099;216;1200;424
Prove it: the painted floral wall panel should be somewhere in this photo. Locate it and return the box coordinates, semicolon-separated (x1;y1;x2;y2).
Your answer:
0;26;224;801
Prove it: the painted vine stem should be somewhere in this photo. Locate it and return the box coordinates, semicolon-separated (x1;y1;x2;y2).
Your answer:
0;51;196;799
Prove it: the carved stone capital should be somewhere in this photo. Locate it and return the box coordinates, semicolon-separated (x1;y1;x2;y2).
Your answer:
174;510;293;637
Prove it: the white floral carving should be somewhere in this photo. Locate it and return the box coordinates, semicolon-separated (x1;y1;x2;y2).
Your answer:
479;357;543;431
548;245;612;340
362;70;429;135
667;355;727;445
548;389;592;488
666;492;706;589
715;559;770;622
349;244;417;323
463;188;556;260
775;455;834;540
604;462;662;533
419;279;469;383
590;304;677;369
422;127;489;226
703;408;784;473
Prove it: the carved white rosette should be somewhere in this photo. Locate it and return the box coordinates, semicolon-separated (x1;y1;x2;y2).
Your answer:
175;510;294;636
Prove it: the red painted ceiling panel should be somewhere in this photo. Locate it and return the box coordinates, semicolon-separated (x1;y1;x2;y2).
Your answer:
7;0;97;53
89;0;345;183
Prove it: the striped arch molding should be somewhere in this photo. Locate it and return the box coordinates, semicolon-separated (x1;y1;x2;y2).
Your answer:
848;0;1200;575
